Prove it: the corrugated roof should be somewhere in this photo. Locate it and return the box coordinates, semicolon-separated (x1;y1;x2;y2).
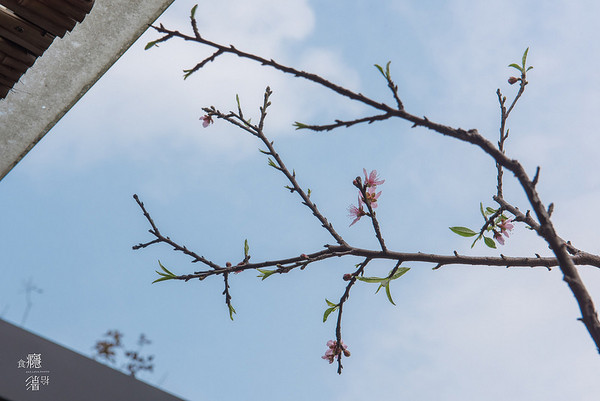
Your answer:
0;1;95;98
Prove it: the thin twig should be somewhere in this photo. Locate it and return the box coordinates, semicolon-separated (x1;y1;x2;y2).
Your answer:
295;113;393;132
205;88;348;247
144;25;600;352
133;194;221;270
335;258;370;374
356;182;387;252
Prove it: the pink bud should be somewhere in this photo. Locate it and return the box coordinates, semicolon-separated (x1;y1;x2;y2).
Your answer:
200;114;213;127
508;77;519;85
343;274;352;281
226;262;232;267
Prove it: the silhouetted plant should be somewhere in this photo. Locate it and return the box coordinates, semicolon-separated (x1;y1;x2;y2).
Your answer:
93;330;154;378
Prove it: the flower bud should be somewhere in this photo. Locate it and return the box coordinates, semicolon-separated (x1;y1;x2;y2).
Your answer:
300;253;309;259
200;114;214;127
343;273;352;281
508;76;519;85
343;349;351;357
226;262;232;267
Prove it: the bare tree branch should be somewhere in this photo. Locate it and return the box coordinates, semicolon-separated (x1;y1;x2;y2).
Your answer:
140;21;600;358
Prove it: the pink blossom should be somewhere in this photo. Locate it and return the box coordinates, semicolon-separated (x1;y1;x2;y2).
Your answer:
494;219;515;245
363;169;385;188
322;340;350;364
348;197;366;226
494;218;514;246
200;114;213;127
493;230;505;245
498;218;514;236
361;188;381;208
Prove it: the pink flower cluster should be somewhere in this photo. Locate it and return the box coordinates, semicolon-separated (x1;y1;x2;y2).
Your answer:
493;218;514;245
348;169;384;226
322;340;350;364
348;199;366;226
200;114;213;128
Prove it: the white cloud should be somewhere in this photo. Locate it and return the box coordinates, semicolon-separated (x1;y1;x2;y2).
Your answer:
23;0;368;175
337;267;600;401
190;0;316;51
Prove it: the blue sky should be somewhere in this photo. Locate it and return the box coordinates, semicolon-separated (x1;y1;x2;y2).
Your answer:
2;0;600;400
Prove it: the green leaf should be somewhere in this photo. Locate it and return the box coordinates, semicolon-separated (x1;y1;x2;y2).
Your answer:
486;207;497;215
152;275;175;284
293;122;308;130
158;260;175;276
323;300;338;322
191;4;198;19
479;202;485;219
153;261;177;284
235;94;243;115
358;267;408;305
307;188;311;198
385;282;396;306
373;61;392;79
357;276;387;283
244;239;249;258
508;63;523;72
258;148;270;155
471;234;482;248
449;226;478;237
522;47;529;68
257;268;277;280
228;304;236;320
389;267;410;280
144;40;158;50
183;69;194;80
267;158;279;169
484;236;497;249
526;66;534;72
323;306;337;322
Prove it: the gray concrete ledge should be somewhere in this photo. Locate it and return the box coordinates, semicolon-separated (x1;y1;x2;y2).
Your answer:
0;0;174;181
